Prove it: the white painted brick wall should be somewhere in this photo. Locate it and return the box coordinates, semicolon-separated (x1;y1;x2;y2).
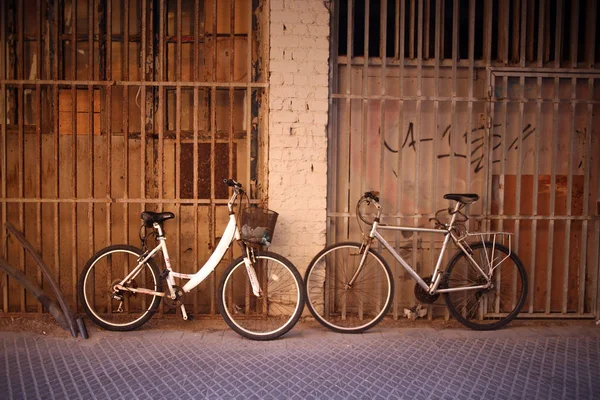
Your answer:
268;0;330;272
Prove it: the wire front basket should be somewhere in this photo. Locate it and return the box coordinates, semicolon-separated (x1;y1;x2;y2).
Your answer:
240;207;278;247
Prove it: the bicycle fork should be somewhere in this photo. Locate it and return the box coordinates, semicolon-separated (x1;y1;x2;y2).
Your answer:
242;246;262;298
347;237;374;288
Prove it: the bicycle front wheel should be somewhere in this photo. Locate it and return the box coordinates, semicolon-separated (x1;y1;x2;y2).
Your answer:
218;252;305;341
444;242;527;330
78;245;162;331
305;242;394;333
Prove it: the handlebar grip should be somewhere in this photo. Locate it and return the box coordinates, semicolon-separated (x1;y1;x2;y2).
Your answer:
363;191;380;203
223;178;242;188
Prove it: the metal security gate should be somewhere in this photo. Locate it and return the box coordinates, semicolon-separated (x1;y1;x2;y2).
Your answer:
0;0;268;317
489;68;600;317
328;0;600;319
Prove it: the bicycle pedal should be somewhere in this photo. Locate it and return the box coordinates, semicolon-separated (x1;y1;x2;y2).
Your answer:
159;269;170;279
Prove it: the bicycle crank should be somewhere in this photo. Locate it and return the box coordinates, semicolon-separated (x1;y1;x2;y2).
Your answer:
163;285;185;308
414;276;440;304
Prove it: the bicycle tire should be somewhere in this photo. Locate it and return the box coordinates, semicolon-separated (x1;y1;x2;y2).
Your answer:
78;245;162;331
444;242;527;330
218;251;305;341
304;242;394;333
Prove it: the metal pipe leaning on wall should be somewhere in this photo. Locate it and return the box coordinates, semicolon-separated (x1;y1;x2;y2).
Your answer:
3;222;88;339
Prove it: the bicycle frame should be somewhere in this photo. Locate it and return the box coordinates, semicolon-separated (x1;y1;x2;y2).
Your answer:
115;188;261;320
356;201;491;296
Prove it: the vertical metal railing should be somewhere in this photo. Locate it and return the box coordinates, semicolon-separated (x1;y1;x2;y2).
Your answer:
0;0;267;316
328;0;600;320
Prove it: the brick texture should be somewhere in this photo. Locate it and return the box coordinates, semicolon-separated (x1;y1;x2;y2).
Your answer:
268;0;330;271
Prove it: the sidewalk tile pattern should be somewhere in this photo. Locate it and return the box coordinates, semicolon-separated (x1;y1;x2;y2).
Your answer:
1;327;599;399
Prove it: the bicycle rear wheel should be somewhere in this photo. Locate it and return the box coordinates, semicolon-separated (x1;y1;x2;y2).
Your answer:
78;245;162;331
218;251;305;341
444;242;527;330
305;242;393;333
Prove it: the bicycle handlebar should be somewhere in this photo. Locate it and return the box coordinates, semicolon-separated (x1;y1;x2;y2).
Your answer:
356;191;382;225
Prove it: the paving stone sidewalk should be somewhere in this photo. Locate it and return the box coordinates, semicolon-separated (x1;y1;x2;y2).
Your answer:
1;320;599;399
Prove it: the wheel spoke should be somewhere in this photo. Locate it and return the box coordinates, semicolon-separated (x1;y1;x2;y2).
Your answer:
444;242;527;330
305;243;393;332
219;253;303;340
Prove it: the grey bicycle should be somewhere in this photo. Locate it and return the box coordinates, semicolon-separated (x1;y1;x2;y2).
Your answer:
305;192;527;333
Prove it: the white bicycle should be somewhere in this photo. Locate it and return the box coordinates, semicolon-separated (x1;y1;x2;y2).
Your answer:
78;179;305;341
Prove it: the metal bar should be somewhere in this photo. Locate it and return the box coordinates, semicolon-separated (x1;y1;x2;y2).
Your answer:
357;0;370;318
0;79;282;88
17;0;25;313
377;0;387;318
528;0;545;314
484;0;492;64
35;0;43;312
314;212;600;221
554;0;563;68
175;0;182;312
467;0;474;207
193;0;200;315
394;0;399;59
140;0;147;217
0;198;265;205
450;0;458;194
497;72;508;312
440;0;444;59
361;0;369;201
434;0;448;320
562;78;576;314
474;313;596;319
4;222;78;337
0;0;7;312
328;0;340;248
177;0;182;82
52;0;60;313
512;0;521;62
106;0;113;247
429;0;441;319
570;0;579;66
513;0;528;309
44;32;249;43
0;128;250;139
578;77;593;314
545;75;559;314
327;0;340;325
158;0;165;214
123;0;130;245
520;0;527;68
227;0;235;280
210;0;217;316
416;0;430;318
409;0;415;59
394;0;406;317
330;92;600;102
585;0;597;67
502;0;510;64
87;0;95;302
424;0;430;60
526;0;535;62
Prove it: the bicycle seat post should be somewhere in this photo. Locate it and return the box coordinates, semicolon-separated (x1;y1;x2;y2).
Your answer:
447;201;463;229
153;222;165;239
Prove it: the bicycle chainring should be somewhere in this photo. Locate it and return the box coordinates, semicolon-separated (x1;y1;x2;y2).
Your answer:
163;285;185;308
414;276;440;304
